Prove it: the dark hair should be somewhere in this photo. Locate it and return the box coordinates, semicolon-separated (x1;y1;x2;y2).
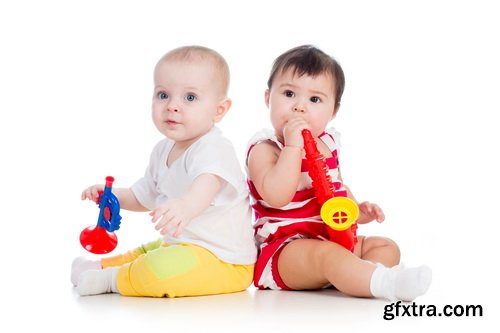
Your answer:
267;45;345;108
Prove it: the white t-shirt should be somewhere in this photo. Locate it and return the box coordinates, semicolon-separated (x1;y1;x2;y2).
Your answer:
131;127;257;265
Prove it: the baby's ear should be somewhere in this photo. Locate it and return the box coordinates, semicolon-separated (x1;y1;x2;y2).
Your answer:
264;89;270;108
214;98;232;123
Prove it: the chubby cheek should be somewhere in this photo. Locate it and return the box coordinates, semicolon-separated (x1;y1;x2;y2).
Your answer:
270;102;289;121
270;112;285;133
310;117;331;137
151;110;161;125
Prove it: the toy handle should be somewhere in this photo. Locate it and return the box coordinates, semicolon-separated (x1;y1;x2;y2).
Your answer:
96;176;115;204
96;176;121;232
80;176;121;254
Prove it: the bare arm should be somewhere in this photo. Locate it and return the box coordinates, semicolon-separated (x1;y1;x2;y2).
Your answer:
179;173;223;218
81;185;148;212
248;142;303;208
150;173;223;236
248;117;313;208
112;188;149;212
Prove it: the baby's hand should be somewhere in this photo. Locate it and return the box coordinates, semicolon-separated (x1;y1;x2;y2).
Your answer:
283;116;311;147
150;199;194;237
356;201;385;224
81;184;104;203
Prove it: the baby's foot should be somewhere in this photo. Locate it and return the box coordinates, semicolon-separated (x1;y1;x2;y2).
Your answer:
370;263;432;301
71;256;101;286
76;267;119;296
393;264;432;301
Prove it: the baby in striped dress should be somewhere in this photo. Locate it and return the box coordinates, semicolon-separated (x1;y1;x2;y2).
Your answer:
246;45;431;301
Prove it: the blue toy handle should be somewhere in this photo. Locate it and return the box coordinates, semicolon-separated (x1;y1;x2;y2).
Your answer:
96;176;122;232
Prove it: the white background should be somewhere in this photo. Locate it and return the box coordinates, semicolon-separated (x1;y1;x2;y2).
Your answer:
1;0;498;331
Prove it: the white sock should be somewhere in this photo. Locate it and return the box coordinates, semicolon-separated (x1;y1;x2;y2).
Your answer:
370;264;432;301
71;256;102;286
76;267;120;296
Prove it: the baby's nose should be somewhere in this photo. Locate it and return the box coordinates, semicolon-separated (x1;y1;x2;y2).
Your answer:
167;102;180;112
293;104;305;112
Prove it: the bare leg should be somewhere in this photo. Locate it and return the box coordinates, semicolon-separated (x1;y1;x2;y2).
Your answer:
277;238;376;297
278;238;432;301
354;236;400;267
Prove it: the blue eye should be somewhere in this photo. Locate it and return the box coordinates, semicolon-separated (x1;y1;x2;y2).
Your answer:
284;90;294;98
185;94;197;102
310;96;321;103
158;92;168;100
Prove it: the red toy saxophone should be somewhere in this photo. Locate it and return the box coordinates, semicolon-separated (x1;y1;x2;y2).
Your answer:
302;129;359;251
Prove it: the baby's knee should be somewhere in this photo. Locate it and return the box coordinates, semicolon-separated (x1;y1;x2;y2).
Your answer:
365;236;401;263
379;237;401;264
384;237;401;258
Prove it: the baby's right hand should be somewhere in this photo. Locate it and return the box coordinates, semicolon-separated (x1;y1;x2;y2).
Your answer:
283;116;311;148
81;184;104;203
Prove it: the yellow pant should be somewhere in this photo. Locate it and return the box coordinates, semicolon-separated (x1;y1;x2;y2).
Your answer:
102;239;254;297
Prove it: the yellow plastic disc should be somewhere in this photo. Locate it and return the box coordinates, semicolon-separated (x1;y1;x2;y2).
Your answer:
320;197;359;231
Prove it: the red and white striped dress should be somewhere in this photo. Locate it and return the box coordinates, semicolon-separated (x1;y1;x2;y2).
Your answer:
246;128;354;290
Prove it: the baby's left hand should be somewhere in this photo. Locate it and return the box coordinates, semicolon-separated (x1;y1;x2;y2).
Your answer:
150;198;194;237
356;201;385;224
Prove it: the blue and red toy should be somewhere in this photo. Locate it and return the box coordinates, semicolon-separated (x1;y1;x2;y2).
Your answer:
80;176;122;254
